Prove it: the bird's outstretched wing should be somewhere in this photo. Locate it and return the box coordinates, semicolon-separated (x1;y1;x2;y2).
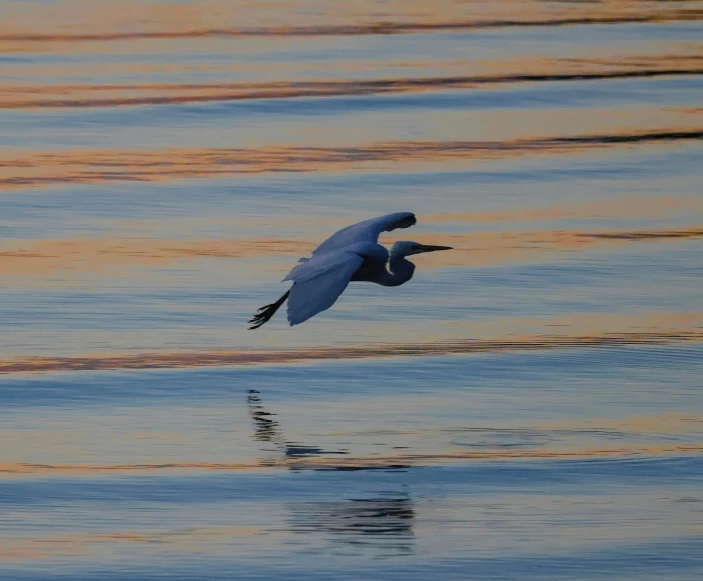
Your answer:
312;212;416;256
283;251;364;326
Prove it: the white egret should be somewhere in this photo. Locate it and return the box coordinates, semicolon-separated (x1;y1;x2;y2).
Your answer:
249;212;452;329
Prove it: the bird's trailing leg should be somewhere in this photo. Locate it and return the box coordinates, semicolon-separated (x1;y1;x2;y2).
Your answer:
248;290;290;329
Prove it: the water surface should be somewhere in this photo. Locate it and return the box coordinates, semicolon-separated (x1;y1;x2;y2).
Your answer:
1;0;702;579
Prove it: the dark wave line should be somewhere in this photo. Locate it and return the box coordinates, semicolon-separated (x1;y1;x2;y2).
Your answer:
1;11;702;43
2;68;702;109
2;444;702;475
486;129;703;149
554;130;703;145
1;130;701;190
582;229;703;241
2;331;702;374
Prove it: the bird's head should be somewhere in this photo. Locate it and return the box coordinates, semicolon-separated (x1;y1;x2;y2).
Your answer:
390;240;453;258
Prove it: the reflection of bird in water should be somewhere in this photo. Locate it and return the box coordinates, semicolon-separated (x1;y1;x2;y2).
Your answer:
246;389;347;463
288;493;415;557
249;212;452;328
245;389;415;557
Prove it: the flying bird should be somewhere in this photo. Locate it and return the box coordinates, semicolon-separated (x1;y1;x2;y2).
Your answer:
249;212;452;329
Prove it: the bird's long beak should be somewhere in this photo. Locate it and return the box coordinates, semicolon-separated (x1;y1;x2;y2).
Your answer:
418;244;453;253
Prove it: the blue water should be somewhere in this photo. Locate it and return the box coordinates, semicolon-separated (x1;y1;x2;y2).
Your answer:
1;0;702;578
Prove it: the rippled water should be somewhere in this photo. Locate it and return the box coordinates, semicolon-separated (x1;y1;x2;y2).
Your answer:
1;1;703;579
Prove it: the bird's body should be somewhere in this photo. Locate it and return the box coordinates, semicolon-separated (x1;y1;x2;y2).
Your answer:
249;212;451;329
350;243;391;283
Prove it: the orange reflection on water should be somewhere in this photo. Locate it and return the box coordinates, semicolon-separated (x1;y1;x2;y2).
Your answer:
2;60;703;108
2;325;702;374
2;226;701;279
2;0;701;54
0;238;313;277
425;195;703;224
100;194;703;237
1;442;701;477
1;127;701;191
0;55;476;83
383;227;703;269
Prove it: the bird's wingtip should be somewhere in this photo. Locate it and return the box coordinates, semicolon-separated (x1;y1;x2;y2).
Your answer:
396;212;417;229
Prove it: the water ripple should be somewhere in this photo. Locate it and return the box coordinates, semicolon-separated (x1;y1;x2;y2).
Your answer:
1;130;701;190
2;68;702;109
2;330;702;374
2;9;702;45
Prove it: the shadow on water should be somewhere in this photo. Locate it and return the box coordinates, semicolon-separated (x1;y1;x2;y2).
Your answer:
246;389;415;557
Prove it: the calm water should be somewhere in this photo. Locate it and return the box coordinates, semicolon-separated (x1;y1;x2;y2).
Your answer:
1;0;703;579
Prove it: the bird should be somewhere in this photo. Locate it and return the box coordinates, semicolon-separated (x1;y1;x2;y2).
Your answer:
248;212;452;329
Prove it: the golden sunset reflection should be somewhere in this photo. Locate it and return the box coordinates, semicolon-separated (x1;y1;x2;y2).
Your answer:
1;442;702;477
2;63;702;109
2;321;702;374
2;226;700;279
2;0;701;54
1;127;700;191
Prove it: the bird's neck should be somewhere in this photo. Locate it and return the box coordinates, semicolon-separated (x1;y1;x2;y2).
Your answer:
379;255;415;287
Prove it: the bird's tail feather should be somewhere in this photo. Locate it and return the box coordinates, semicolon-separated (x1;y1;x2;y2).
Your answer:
248;290;290;330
